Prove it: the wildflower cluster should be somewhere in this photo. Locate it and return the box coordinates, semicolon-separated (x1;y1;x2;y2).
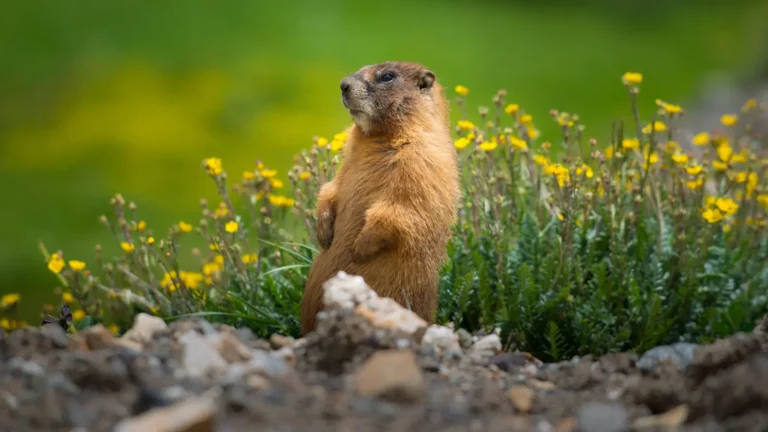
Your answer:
10;74;768;362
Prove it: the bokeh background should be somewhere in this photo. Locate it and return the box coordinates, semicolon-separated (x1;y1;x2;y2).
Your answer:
2;0;768;322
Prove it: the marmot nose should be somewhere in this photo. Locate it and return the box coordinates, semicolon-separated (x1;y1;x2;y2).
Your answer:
340;77;352;94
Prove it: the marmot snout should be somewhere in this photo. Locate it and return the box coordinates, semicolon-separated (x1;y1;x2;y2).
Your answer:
300;61;460;335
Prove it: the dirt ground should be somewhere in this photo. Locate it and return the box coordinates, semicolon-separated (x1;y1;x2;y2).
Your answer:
1;305;768;432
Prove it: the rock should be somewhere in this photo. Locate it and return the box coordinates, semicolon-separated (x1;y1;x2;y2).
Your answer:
273;346;296;364
209;332;252;363
8;357;45;377
470;334;502;362
637;343;699;372
322;271;428;336
632;404;689;429
507;385;535;413
113;395;216;432
421;325;461;354
269;334;295;350
354;349;424;403
322;271;376;310
246;374;271;391
79;324;141;352
179;330;227;378
487;352;542;374
247;349;290;378
576;402;629;432
122;313;168;344
529;378;557;392
456;328;473;349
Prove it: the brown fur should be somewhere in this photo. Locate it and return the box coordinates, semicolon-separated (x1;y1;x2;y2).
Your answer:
300;61;460;335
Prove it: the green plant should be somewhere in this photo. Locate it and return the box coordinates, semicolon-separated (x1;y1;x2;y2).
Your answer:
12;73;768;362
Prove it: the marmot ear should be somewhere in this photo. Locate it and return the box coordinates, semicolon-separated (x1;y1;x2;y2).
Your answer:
419;70;435;90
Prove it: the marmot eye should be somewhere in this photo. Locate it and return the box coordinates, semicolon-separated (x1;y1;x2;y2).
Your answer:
380;72;395;82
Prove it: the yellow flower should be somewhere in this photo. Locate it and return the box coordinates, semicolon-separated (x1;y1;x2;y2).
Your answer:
62;292;75;303
299;171;311;180
742;98;758;111
334;131;349;142
467;132;475;141
271;179;284;189
712;161;728;171
545;163;570;187
242;253;258;264
225;221;239;233
242;171;255;181
534;155;550;166
136;220;146;232
454;85;469;96
203;158;223;176
1;294;20;308
454;137;470;150
457;120;475;131
621;72;643;85
120;242;135;253
716;142;733;162
692;132;710;146
0;318;9;330
214;255;225;265
604;146;614;160
202;261;222;276
108;324;119;335
671;153;689;165
622;138;639;150
147;237;155;245
48;253;65;274
687;177;704;190
215;203;229;218
720;114;738;127
526;127;540;140
180;272;204;290
576;164;594;179
715;198;739;215
747;172;758;197
509;136;527;150
655;99;683;114
520;114;533;125
757;194;768;208
260;169;277;179
330;139;344;152
641;121;667;134
730;151;748;164
686;165;703;176
702;208;724;223
72;309;86;321
504;104;519;115
479;141;497;152
723;224;732;234
732;171;748;183
557;213;564;221
68;260;86;271
178;221;193;233
268;195;295;208
257;161;264;170
642;145;659;169
316;137;329;147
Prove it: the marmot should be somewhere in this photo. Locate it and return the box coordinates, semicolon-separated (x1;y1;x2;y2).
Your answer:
300;61;460;335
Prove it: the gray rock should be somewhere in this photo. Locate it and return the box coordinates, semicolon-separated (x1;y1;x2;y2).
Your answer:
469;334;502;363
577;401;629;432
179;330;227;378
354;349;424;403
456;328;473;349
637;343;699;372
9;357;44;377
113;395;216;432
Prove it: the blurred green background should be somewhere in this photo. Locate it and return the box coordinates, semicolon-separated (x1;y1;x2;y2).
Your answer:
2;0;767;322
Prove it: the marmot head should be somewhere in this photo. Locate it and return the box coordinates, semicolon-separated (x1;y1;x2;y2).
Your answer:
340;61;446;136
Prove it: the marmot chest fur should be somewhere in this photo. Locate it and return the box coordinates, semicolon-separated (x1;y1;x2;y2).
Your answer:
300;61;460;335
